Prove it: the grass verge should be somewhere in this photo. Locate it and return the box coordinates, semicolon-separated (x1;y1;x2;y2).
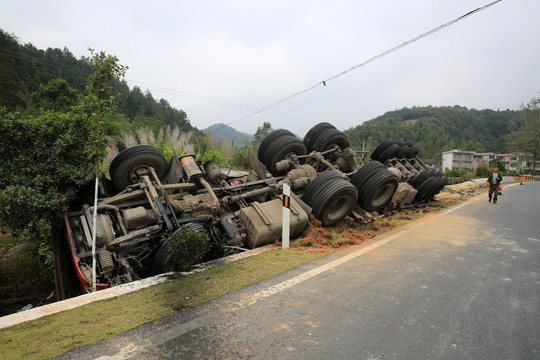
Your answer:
0;248;329;359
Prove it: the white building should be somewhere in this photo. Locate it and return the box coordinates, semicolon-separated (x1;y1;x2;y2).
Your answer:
473;152;496;164
443;149;521;172
518;153;540;175
441;149;475;171
497;153;519;172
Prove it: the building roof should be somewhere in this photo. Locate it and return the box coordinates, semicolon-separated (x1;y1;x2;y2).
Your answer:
441;149;475;155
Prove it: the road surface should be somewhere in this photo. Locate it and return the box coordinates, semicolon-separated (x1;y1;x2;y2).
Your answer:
58;182;540;359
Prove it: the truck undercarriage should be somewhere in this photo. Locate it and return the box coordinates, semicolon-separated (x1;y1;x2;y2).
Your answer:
64;123;447;292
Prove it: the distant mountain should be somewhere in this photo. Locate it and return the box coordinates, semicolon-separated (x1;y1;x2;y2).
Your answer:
343;105;515;161
202;123;254;146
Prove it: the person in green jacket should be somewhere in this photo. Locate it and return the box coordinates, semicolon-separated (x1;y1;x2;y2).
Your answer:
486;166;502;204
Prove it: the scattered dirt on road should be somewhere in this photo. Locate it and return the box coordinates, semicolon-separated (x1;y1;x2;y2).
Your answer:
289;181;491;252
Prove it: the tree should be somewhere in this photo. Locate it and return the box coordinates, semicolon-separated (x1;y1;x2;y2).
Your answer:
254;122;273;145
488;157;506;173
84;49;128;165
0;49;127;298
507;96;540;175
475;163;491;177
30;78;79;112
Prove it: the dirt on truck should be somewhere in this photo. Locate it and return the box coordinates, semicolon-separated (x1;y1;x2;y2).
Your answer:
61;122;448;295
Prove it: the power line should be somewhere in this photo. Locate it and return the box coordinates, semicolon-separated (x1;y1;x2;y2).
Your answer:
208;0;502;135
126;79;309;123
126;79;250;110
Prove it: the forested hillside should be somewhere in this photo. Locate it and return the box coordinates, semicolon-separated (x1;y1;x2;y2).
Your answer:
343;106;515;161
0;28;197;145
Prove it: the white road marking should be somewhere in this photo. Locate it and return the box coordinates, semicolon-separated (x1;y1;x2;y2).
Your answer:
97;230;409;359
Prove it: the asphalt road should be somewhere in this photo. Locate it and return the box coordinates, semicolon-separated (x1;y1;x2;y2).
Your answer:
59;182;540;360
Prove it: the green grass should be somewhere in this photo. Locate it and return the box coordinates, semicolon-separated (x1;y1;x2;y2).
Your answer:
0;248;327;359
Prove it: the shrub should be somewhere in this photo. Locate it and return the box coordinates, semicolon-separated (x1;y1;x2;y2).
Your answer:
162;225;209;264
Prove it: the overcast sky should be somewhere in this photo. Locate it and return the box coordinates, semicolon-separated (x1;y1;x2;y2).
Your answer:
1;0;539;136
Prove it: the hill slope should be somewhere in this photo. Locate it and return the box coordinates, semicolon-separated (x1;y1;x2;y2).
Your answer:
202;123;254;146
343;106;515;160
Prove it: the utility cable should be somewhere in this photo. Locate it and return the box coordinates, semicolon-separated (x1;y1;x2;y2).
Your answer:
208;0;502;135
126;79;309;122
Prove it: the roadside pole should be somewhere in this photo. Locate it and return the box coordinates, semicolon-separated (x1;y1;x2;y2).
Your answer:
91;174;99;292
282;184;290;249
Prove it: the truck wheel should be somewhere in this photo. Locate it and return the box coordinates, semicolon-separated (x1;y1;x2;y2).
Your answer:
396;145;410;159
409;170;431;189
303;122;335;152
152;241;175;274
432;176;449;197
403;140;414;147
371;139;393;161
358;169;399;212
427;177;446;199
263;135;307;176
350;161;386;192
311;178;358;226
302;170;344;206
109;145;168;190
257;129;293;163
406;146;419;159
310;128;349;153
378;143;400;163
414;176;439;202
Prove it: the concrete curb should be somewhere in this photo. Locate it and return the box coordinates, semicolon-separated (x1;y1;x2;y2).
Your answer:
0;245;276;329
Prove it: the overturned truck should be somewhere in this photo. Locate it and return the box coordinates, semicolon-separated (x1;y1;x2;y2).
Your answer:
64;122;447;292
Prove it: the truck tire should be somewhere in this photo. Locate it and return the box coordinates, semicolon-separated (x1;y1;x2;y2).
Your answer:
263;135;307;176
152;241;175;274
371;139;393;161
310;128;349;152
432;176;449;197
109;145;168;190
406;146;419;159
350;161;386;192
358;169;399;212
310;178;358;226
378;143;400;163
403;140;414;147
302;171;344;206
396;145;410;159
414;176;439;202
428;177;446;199
257;129;293;163
409;170;431;189
303;122;335;152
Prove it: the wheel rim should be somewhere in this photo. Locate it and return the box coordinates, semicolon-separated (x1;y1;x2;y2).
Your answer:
326;195;356;221
371;183;396;208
